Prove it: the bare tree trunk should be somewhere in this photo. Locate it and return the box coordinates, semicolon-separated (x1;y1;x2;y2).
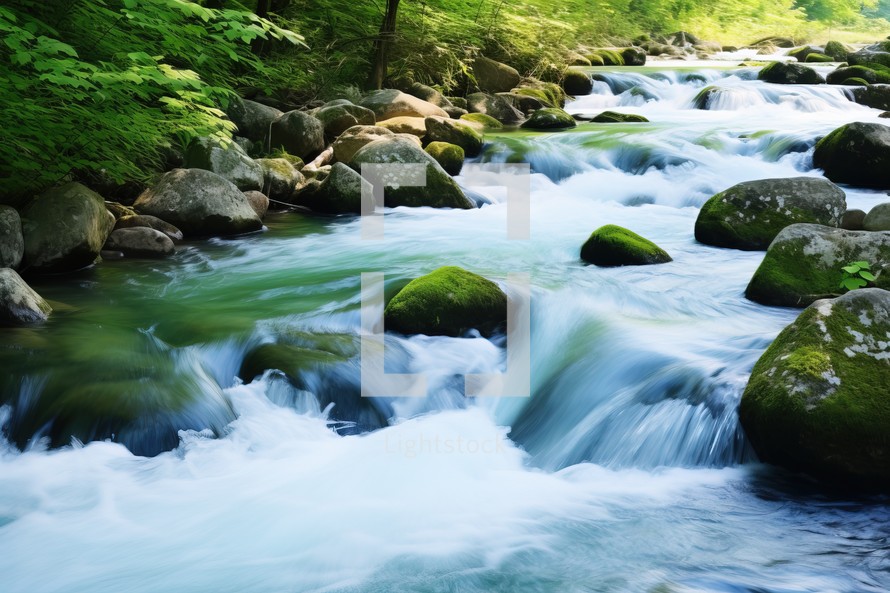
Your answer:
368;0;401;90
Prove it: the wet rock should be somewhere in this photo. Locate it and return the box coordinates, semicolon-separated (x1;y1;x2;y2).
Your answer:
520;108;576;129
0;268;51;326
580;224;672;266
424;116;483;156
115;214;183;241
183;137;264;192
757;61;825;84
425;141;464;176
104;227;175;258
269;110;326;161
813;122;890;187
0;206;24;269
864;202;890;231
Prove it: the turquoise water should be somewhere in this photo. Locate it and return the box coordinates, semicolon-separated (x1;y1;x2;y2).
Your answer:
1;63;888;592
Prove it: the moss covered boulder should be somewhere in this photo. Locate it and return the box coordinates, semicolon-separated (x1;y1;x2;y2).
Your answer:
460;112;503;129
21;182;115;273
104;227;175;258
740;288;890;488
826;65;890;85
269;110;326;161
134;169;262;237
591;111;649;123
297;162;371;215
514;80;566;108
851;85;890;111
562;69;593;96
349;138;473;209
757;61;825;84
256;157;302;202
848;42;890;69
695;177;846;251
384;266;507;337
520;108;576;130
0;268;51;326
425;142;465;176
472;56;521;93
813;122;890;188
424;116;483;157
0;206;24;269
332;125;395;164
183;136;264;192
621;47;647;66
746;224;890;307
590;49;625;66
824;40;852;62
580;224;672;267
226;97;282;142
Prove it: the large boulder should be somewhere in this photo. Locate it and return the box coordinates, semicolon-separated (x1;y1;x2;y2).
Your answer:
826;65;890;85
401;82;453;109
740;288;890;488
0;206;24;269
851;85;890;111
425;142;464;176
864;202;890;231
694;177;846;251
460;112;503;129
332;125;396;164
134;169;262;236
269;110;326;160
424;116;483;156
0;268;51;326
621;46;647;66
562;69;593;95
813;122;890;188
378;116;427;137
472;56;521;93
104;227;175;258
359;89;449;120
256;157;302;202
183;137;263;192
590;111;649;123
757;61;825;84
847;41;890;69
466;92;524;124
314;103;376;138
580;224;672;266
824;40;851;61
226;97;282;142
384;266;507;337
114;214;183;241
349;138;473;209
521;108;576;130
243;190;269;219
746;224;890;307
21;182;114;273
297;162;371;215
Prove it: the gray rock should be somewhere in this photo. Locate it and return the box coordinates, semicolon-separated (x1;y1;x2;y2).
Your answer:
315;103;376;137
864;202;890;231
183;137;264;191
349;138;474;209
842;209;867;230
134;169;262;237
695;177;846;250
298;162;371;215
21;182;114;273
104;227;175;258
243;190;270;219
332;125;396;164
0;268;51;326
226;97;282;142
359;89;449;120
472;56;521;93
0;206;24;269
466;92;524;124
402;82;453;109
115;214;183;241
746;224;890;307
269;110;326;160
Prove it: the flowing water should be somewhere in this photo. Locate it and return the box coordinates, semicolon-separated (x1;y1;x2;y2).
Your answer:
1;61;889;592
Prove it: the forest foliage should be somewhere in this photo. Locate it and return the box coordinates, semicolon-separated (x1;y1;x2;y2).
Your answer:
1;0;888;204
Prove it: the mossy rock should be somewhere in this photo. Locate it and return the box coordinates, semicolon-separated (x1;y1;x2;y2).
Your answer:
184;137;264;192
824;40;852;61
424;116;483;157
621;47;647;66
384;266;507;337
512;85;565;109
740;288;890;489
828;65;890;85
465;92;525;124
745;224;890;307
562;69;593;96
520;108;576;130
757;61;825;84
585;53;606;66
460;112;503;128
591;111;649;123
805;52;833;63
693;86;719;109
590;49;625;66
425;141;465;176
851;84;890;110
813;122;890;187
580;224;672;267
240;343;343;386
297;162;371;215
694;177;846;251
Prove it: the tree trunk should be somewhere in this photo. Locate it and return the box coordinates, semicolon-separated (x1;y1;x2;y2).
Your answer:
368;0;401;90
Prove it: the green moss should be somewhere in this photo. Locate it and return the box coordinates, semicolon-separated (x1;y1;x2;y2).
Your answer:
240;343;342;385
520;107;576;130
805;52;833;63
590;49;625;66
585;53;606;66
460;112;503;128
513;86;565;108
591;111;649;123
758;61;824;84
740;289;890;486
580;224;671;267
425;141;465;175
384;266;507;337
844;77;871;86
562;69;593;95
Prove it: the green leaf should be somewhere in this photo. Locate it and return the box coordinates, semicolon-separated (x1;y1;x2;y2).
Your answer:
859;270;877;281
842;277;868;291
842;265;861;274
852;261;871;269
